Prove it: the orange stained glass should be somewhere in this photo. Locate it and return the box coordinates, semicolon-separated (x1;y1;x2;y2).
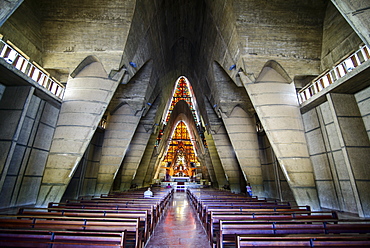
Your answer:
162;121;198;177
164;76;198;124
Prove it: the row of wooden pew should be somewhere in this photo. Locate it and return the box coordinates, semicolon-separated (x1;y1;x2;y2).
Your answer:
187;188;370;248
0;187;174;248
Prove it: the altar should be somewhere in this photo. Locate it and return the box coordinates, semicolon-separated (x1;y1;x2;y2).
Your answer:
172;176;190;182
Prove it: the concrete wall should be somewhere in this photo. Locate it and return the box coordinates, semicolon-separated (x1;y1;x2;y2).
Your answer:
259;134;295;203
0;0;43;64
62;129;104;200
0;84;5;100
355;86;370;140
40;0;135;82
303;86;370;216
321;2;363;71
0;86;60;208
303;104;344;211
235;0;327;78
299;2;370;216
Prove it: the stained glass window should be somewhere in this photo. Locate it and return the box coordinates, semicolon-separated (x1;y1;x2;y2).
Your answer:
163;76;199;124
162;121;199;177
158;76;201;177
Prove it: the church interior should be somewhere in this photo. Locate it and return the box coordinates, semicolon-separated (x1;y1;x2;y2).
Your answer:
0;0;370;247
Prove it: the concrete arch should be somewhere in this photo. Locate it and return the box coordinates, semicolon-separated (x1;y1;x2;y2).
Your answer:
36;56;119;207
95;59;154;195
243;60;321;210
224;105;264;196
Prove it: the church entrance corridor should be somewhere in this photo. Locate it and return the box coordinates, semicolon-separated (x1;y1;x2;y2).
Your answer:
145;191;211;248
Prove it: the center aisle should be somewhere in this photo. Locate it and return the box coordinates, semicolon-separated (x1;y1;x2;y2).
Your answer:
145;191;211;248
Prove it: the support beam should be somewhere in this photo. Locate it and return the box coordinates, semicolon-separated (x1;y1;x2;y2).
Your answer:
241;61;321;210
36;57;118;207
95;104;141;195
331;0;370;48
118;123;152;190
204;132;228;188
0;0;23;27
221;106;264;197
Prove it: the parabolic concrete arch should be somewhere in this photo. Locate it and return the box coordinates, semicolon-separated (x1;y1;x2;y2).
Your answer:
242;60;321;210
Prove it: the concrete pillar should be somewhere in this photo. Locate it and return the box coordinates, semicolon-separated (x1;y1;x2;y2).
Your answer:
327;93;370;217
118;123;152;190
331;0;370;48
143;156;157;187
203;150;218;187
242;61;321;210
204;132;228;188
0;0;23;27
211;123;243;193
36;56;118;207
132;132;158;187
131;97;159;188
95;104;141;195
221;106;264;197
95;59;153;194
0;86;33;202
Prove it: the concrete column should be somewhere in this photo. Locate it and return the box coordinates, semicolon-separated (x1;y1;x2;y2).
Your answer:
221;106;264;197
242;61;321;210
331;0;370;48
204;132;228;188
0;0;23;27
211;124;243;193
327;93;370;217
95;104;141;195
131;98;159;188
118;123;152;190
0;86;33;198
143;156;157;187
203;150;218;187
36;57;118;207
132;132;158;187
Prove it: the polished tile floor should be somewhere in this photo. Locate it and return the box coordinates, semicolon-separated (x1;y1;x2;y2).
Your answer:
145;191;211;248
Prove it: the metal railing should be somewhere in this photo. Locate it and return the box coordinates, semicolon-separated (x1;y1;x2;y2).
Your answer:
0;39;65;99
298;44;369;104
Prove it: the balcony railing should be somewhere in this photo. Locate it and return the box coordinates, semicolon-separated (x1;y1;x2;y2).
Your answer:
0;38;65;99
298;44;370;104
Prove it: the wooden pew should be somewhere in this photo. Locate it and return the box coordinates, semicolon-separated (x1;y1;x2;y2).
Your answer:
48;190;173;233
236;234;370;248
208;210;339;244
0;229;126;248
48;202;161;225
219;220;370;248
0;188;172;247
98;188;174;211
101;188;173;204
187;188;370;248
47;203;156;225
197;201;292;219
72;199;164;219
0;215;141;248
186;188;291;218
17;208;151;243
201;205;310;225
